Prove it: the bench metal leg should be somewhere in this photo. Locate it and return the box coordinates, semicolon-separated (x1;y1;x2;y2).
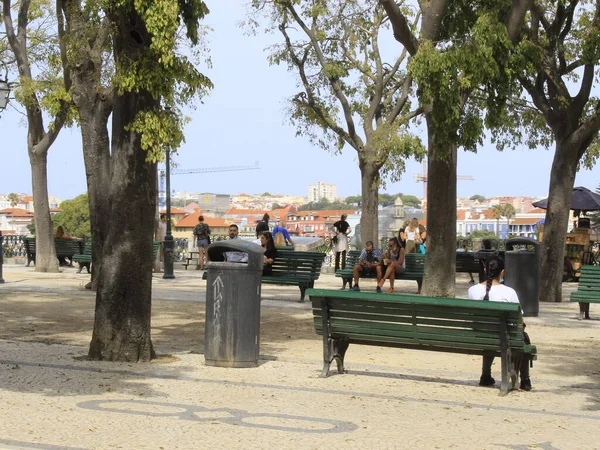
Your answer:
298;285;307;303
578;302;590;320
417;280;422;294
499;317;511;396
320;298;332;377
342;277;351;289
333;337;349;374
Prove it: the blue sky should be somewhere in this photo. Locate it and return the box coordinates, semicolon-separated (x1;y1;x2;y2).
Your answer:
1;1;598;202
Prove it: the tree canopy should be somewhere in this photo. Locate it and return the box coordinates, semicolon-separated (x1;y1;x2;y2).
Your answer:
52;194;90;237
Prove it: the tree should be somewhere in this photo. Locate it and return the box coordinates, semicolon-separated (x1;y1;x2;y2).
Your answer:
381;0;531;297
492;204;504;238
467;229;498;240
3;0;74;273
500;2;600;303
7;193;21;207
249;1;425;245
401;194;421;208
470;194;485;202
503;203;515;236
345;196;362;206
52;194;90;237
55;0;212;361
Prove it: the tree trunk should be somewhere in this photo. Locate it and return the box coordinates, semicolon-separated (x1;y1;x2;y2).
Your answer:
30;149;59;272
88;8;158;361
359;159;380;247
79;103;111;291
539;140;579;303
421;117;457;297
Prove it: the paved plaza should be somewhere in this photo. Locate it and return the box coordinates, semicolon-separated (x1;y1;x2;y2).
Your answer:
0;263;599;449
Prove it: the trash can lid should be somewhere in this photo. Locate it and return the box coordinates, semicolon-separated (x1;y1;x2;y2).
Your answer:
207;239;264;270
505;237;539;251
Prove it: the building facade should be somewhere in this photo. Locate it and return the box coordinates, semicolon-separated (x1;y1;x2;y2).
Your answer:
308;182;337;203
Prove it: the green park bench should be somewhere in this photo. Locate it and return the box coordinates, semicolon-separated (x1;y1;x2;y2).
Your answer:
308;288;538;396
203;250;326;302
336;250;425;293
24;237;83;267
71;240;161;274
569;265;600;320
455;251;481;274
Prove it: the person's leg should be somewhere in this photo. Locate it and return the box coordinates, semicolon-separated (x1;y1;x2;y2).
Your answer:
334;252;341;272
340;250;347;270
198;247;205;270
520;331;532;391
352;264;362;290
468;272;475;283
375;266;383;292
480;353;496;386
379;265;392;288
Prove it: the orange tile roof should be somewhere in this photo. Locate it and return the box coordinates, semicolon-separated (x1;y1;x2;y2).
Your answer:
22;196;33;203
175;211;229;228
160;207;186;214
511;217;541;225
456;210;467;221
292;209;355;218
529;208;546;214
226;208;270;216
0;208;33;217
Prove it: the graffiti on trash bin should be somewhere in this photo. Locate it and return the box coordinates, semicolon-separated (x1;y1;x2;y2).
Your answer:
77;399;358;433
212;274;224;335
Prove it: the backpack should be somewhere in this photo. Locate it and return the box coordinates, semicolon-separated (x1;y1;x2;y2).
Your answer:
274;231;286;247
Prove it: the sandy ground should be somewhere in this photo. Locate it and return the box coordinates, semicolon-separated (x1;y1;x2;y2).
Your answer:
0;264;599;449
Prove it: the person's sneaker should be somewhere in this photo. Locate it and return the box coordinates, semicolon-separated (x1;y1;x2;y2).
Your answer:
520;378;532;391
479;375;496;387
350;285;360;292
376;286;382;293
469;279;475;285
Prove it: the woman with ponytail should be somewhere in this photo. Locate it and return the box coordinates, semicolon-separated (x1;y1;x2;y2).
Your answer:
468;256;533;391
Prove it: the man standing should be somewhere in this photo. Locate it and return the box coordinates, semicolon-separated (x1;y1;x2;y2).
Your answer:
225;224;248;263
350;241;384;293
157;213;167;265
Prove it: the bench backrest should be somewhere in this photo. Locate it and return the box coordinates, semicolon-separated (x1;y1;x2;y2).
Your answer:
309;289;525;354
271;250;325;279
343;250;425;276
576;265;600;292
455;252;481;272
23;237;82;256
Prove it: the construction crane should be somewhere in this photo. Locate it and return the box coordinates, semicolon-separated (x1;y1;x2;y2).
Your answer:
414;160;474;212
158;162;260;209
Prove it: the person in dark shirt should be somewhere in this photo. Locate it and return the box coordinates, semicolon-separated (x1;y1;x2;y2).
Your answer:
259;231;277;276
256;213;270;238
330;214;351;271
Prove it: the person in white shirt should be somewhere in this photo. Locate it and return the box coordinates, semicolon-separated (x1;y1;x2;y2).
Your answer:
224;224;248;263
468;255;533;391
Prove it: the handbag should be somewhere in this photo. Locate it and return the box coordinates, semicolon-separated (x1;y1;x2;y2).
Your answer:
332;234;339;244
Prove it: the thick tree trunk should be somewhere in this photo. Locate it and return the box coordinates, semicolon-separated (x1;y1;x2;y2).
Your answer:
30;149;58;272
539;140;579;303
88;8;158;361
79;105;111;291
421;117;457;297
359;159;380;247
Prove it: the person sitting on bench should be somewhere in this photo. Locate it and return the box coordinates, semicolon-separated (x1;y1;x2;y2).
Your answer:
350;241;383;293
468;255;533;391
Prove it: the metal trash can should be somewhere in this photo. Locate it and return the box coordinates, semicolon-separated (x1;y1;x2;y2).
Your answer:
204;239;264;368
504;237;540;317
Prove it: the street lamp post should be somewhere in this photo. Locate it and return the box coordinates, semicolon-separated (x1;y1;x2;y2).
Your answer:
163;145;175;279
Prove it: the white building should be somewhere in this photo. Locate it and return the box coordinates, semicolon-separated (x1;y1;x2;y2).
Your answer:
308;181;337;203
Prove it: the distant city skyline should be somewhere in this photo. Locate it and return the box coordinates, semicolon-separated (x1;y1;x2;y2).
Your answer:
1;1;598;203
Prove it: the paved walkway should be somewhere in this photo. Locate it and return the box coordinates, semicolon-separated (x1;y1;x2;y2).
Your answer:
0;263;598;449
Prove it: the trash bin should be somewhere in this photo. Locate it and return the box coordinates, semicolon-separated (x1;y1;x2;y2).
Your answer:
204;239;264;368
504;237;540;317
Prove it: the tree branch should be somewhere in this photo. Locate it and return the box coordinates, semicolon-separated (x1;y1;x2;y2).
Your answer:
284;2;361;148
379;0;419;55
506;0;533;42
278;23;356;150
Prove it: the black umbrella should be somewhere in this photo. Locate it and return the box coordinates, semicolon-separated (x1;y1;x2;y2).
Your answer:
532;186;600;214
